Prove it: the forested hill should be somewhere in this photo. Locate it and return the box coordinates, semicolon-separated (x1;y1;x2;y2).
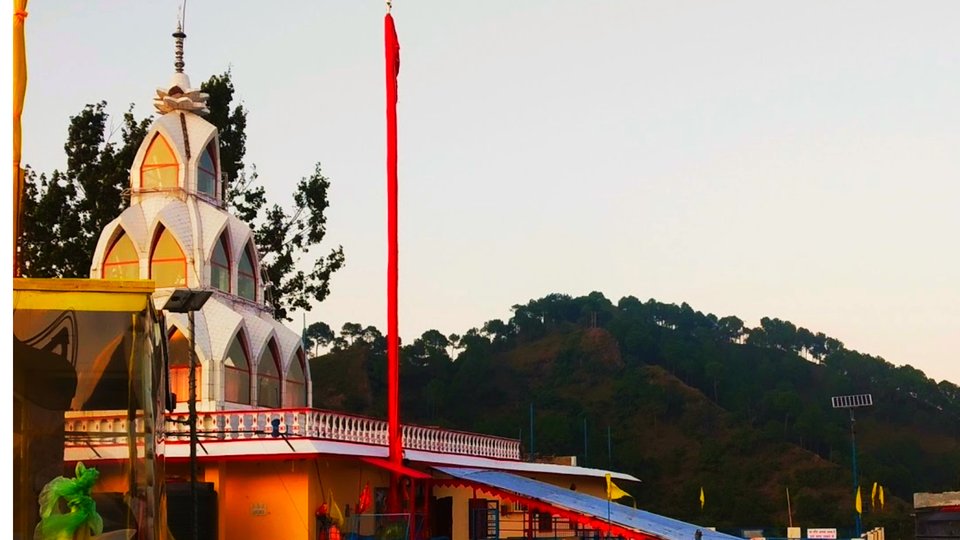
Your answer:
308;292;960;535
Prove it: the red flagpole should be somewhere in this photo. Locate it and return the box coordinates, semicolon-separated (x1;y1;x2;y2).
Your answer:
384;9;402;512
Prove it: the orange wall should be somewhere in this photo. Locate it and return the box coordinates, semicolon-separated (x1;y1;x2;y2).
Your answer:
432;484;473;540
213;459;314;539
193;457;394;540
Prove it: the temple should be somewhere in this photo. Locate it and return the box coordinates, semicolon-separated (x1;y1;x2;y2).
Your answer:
87;25;308;416
13;22;741;540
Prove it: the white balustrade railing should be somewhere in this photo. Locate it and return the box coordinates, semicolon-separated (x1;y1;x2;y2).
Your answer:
64;414;146;447
64;408;520;461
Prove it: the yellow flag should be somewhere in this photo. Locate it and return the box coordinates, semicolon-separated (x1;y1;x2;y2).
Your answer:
700;487;705;510
855;486;862;515
13;0;29;274
879;485;885;510
871;482;878;508
605;473;631;501
330;489;345;528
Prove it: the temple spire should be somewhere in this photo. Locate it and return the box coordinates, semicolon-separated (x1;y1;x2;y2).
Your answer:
154;17;209;115
173;20;186;74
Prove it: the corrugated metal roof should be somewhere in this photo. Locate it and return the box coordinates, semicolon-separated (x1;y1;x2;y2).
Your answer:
433;466;740;540
405;449;640;482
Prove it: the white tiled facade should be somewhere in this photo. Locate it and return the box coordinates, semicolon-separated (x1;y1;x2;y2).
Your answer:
89;68;310;412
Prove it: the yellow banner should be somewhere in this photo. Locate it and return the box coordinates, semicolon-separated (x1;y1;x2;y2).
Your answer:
13;0;29;276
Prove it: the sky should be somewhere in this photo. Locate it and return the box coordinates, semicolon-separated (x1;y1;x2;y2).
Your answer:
14;1;960;383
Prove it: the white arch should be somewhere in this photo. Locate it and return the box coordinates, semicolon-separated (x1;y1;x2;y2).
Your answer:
200;210;230;263
150;202;195;257
204;298;245;361
130;122;184;191
243;314;277;367
90;207;148;277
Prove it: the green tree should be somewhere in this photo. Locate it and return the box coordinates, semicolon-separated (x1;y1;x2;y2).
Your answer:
404;329;451;368
704;360;724;403
338;322;365;349
481;318;513;346
19;103;150;277
243;162;345;320
717;315;745;343
302;321;335;358
201;71;246;185
760;317;800;352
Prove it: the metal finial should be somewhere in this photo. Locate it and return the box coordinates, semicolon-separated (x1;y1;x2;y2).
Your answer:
173;20;186;74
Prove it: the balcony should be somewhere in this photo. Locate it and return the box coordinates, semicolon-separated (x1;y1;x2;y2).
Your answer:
64;407;521;461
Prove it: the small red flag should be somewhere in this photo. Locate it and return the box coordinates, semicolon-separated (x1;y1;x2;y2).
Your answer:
357;482;372;514
385;13;400;102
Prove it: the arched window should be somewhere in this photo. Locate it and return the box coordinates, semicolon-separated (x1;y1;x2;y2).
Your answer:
140;133;179;189
211;233;230;292
197;141;218;197
103;231;139;280
224;330;251;404
257;340;281;408
151;227;187;288
238;244;257;301
168;328;199;403
283;349;307;408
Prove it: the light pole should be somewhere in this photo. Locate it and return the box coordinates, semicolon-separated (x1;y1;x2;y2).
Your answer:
162;288;213;540
831;393;873;538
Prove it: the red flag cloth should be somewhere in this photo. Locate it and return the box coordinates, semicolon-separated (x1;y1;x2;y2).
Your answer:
385;14;400;100
357;482;372;514
384;12;402;474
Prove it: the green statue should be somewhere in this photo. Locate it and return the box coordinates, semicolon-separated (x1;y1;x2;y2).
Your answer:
35;462;104;540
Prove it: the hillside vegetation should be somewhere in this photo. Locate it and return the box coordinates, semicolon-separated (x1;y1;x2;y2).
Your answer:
309;293;960;537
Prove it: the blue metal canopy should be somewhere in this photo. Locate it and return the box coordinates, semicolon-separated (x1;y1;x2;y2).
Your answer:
433;467;742;540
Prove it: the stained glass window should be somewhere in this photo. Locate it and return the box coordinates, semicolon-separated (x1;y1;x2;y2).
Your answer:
211;234;230;292
257;340;281;408
150;227;186;288
197;141;217;197
103;232;139;280
140;134;179;189
283;349;307;408
238;244;256;301
168;328;199;403
224;331;251;404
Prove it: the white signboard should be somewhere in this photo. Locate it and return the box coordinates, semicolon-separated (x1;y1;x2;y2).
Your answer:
807;528;838;539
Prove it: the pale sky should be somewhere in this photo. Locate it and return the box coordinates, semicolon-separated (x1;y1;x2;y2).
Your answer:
15;2;960;383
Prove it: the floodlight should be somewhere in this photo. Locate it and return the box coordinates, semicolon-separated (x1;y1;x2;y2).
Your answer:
160;288;213;313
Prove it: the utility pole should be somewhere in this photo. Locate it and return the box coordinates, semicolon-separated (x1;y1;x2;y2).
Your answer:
607;425;612;468
162;289;212;540
188;309;199;540
529;403;535;462
582;416;588;467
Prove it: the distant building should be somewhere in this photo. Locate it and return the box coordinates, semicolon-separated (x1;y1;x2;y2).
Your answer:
915;491;960;540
